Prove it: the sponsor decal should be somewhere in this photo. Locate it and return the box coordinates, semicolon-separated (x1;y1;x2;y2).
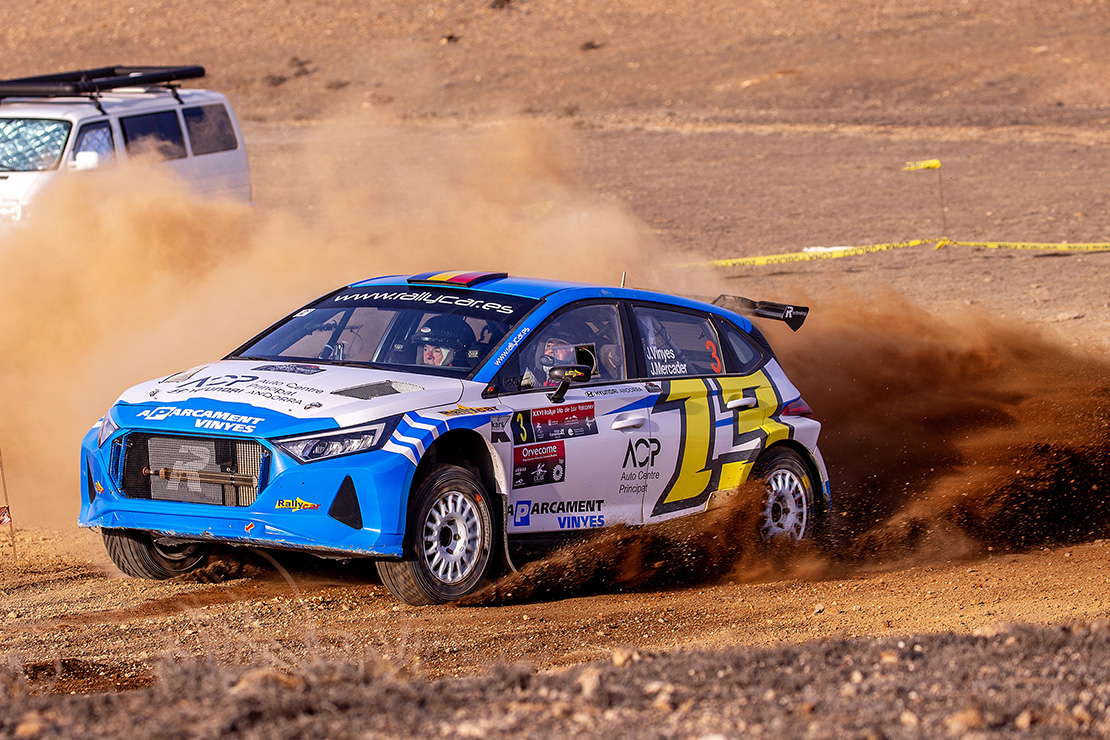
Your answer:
645;346;688;376
584;386;646;398
558;513;604;529
275;497;321;512
513;500;531;526
94;480;104;494
168;374;259;395
622;437;661;468
512;441;566;489
620;438;662;495
0;506;10;525
439;405;500;418
245;522;256;533
492;326;531;367
332;289;519;315
510;402;597;445
167;373;325;406
490;414;511;444
511;498;604;528
252;363;326;375
137;407;265;434
645;381;662;393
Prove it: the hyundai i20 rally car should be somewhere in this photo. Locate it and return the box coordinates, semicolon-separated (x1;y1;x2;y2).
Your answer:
80;271;830;605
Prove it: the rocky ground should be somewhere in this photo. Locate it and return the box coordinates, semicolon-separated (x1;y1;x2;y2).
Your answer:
2;0;1110;737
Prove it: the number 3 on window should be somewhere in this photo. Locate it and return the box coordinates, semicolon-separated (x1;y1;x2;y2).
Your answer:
706;340;722;373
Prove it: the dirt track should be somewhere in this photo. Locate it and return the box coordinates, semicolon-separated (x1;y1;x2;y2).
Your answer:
2;0;1110;736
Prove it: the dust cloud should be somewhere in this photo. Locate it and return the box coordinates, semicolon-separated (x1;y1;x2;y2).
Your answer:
465;290;1110;605
0;116;648;527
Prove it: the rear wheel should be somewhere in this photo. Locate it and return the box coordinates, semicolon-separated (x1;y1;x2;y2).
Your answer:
103;529;211;579
376;465;496;605
753;447;818;542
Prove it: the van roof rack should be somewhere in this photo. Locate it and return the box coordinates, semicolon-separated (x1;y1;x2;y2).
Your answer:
0;65;205;101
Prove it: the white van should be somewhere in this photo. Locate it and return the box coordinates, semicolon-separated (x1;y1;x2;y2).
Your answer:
0;66;250;224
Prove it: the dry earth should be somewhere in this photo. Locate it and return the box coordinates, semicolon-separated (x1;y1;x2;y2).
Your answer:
2;0;1110;737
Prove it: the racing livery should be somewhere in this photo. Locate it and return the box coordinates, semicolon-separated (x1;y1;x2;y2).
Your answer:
80;271;830;604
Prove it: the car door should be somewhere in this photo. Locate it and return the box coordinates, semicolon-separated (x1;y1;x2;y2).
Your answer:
629;303;786;523
489;301;655;535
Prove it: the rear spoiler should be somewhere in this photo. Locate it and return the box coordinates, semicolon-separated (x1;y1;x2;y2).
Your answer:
712;295;809;332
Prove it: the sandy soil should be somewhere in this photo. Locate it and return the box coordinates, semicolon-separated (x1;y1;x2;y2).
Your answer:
2;0;1110;736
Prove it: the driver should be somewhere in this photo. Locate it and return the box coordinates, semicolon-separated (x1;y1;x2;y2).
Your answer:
521;326;580;388
414;315;474;367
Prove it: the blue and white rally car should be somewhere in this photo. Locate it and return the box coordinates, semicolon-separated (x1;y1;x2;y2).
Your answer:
80;271;830;604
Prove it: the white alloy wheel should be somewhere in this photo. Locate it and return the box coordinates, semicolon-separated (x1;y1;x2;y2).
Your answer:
760;467;808;540
421;490;485;584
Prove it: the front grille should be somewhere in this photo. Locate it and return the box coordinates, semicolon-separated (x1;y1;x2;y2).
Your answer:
120;433;267;506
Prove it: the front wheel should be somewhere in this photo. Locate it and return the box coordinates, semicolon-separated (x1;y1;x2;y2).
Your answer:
103;529;211;579
752;447;819;542
376;465;496;605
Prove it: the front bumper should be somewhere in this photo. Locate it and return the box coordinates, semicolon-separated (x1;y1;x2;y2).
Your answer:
78;425;416;558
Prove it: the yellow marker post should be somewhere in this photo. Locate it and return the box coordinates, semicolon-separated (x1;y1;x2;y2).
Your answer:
904;159;947;237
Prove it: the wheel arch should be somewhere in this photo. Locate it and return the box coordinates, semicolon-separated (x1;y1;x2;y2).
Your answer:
406;428;510;550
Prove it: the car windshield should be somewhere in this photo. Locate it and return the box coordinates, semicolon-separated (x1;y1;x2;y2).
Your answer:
230;285;538;376
0;118;72;171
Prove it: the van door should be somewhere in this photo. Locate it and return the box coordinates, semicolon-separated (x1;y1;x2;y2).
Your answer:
181;103;250;201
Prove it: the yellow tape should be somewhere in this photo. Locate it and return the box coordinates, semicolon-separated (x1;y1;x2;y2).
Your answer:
953;241;1110;252
686;238;945;268
683;237;1110;268
904;159;942;171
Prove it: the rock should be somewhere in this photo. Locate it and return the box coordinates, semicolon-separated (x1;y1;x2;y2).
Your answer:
944;707;984;733
1014;709;1034;729
900;711;919;726
577;668;601;699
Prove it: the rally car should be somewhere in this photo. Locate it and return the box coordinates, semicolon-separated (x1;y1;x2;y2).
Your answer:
80;271;830;605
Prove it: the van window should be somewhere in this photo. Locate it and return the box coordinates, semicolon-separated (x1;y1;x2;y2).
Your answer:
182;105;238;155
71;121;116;166
0;118;71;171
120;111;186;159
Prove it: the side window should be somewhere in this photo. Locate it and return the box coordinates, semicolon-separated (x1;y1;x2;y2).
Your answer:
120;111;186;160
633;305;723;378
182;105;239;155
716;319;767;374
71;121;115;166
497;303;625;392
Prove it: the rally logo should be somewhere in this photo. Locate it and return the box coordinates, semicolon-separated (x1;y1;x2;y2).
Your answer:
275;497;321;512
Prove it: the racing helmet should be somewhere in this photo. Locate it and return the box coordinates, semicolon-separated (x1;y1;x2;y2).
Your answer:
414;315;474;366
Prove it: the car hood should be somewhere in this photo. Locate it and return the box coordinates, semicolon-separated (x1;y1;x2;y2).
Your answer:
0;171;55;206
110;360;465;438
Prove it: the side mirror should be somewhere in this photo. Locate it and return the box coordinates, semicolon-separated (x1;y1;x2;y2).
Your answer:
72;151;101;170
546;364;592;403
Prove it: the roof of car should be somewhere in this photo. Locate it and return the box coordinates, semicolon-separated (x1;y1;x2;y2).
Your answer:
0;88;230;120
346;271;750;325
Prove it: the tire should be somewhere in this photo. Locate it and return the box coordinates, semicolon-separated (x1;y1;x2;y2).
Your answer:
103;529;211;579
376;465;496;605
752;447;819;542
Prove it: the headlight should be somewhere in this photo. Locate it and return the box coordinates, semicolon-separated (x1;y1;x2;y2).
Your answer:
274;417;399;463
97;413;120;447
0;201;22;222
